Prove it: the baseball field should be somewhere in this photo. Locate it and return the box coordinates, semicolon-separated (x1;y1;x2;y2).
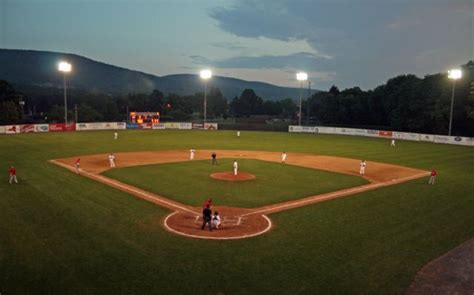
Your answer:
1;129;473;294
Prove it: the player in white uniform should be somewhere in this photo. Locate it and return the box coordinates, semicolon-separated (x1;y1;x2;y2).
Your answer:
237;131;240;137
233;160;238;176
190;148;195;160
109;153;116;168
114;132;118;140
212;211;221;229
391;139;395;147
359;160;366;176
281;152;287;163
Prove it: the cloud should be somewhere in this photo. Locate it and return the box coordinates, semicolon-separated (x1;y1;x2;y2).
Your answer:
208;0;473;89
189;52;330;71
211;41;247;51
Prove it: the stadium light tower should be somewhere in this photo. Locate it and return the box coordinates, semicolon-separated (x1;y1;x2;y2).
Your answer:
58;61;72;124
296;72;308;126
200;69;212;125
447;68;462;136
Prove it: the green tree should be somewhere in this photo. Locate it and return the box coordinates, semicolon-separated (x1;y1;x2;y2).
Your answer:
230;89;263;117
0;101;19;124
77;103;104;122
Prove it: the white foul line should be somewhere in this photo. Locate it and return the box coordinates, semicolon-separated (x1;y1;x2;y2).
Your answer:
49;160;198;215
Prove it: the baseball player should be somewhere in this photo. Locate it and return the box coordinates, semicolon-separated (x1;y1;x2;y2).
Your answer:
391;139;396;147
211;152;218;165
190;148;195;160
109;153;116;168
429;169;437;185
233;160;238;176
212;211;221;229
281;152;287;163
114;132;118;140
201;205;213;231
74;158;81;174
203;197;213;209
237;131;240;137
8;166;18;184
359;160;366;176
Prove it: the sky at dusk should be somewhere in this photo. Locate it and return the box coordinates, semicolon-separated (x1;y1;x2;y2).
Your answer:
1;0;472;90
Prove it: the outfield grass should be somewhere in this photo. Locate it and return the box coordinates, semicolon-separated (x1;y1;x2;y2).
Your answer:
0;130;473;294
103;159;368;208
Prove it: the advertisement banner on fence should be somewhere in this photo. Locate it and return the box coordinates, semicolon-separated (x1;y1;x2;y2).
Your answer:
116;122;126;129
288;125;317;133
192;123;204;129
20;124;35;133
352;128;367;136
316;126;336;134
5;125;20;134
404;132;421;141
434;135;450;144
180;122;192;130
49;123;76;132
191;123;217;130
446;136;474;146
163;122;192;129
335;127;355;135
126;123;152;129
378;130;393;137
392;132;405;139
365;129;379;137
34;124;49;132
204;123;218;130
420;134;434;142
164;122;180;129
152;123;166;129
0;126;5;134
392;132;420;141
76;122;123;131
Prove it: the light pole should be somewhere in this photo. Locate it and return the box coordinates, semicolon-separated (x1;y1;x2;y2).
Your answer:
447;69;462;136
296;72;308;126
58;61;72;124
200;69;212;125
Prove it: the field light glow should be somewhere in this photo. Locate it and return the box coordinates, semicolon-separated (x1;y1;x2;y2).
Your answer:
200;69;212;79
58;61;72;72
448;69;462;80
296;72;308;81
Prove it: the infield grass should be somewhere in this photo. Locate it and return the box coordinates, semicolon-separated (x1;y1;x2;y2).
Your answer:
103;159;368;208
0;130;473;294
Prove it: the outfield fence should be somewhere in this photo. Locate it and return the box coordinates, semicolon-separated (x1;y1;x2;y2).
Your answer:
288;125;474;147
0;121;472;147
0;122;218;135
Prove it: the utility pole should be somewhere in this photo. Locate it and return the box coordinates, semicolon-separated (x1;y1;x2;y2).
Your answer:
126;105;129;122
74;104;78;123
306;81;311;125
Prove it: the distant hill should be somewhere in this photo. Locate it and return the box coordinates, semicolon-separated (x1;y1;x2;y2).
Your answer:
0;49;318;100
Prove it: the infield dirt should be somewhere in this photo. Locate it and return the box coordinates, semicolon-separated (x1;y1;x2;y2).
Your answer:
50;150;429;240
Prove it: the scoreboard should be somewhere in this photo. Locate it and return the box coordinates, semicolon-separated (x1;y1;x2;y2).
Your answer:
129;112;160;124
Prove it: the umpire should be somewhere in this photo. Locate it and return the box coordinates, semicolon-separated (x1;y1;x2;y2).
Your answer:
201;205;213;231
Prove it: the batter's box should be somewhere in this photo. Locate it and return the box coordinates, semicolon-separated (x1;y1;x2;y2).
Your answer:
193;215;247;226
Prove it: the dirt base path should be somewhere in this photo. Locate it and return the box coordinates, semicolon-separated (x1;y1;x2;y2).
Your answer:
210;172;256;181
50;150;429;240
406;238;474;295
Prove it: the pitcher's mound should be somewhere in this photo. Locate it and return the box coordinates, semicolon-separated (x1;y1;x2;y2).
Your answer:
210;172;256;181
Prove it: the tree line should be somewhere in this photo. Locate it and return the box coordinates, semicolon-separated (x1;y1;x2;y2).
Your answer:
0;61;473;135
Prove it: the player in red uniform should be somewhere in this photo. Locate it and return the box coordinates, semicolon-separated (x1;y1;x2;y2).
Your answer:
203;198;213;208
8;166;18;184
75;158;81;174
429;169;437;185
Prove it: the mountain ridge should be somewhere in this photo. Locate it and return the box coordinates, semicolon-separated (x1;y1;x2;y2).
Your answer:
0;49;318;100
